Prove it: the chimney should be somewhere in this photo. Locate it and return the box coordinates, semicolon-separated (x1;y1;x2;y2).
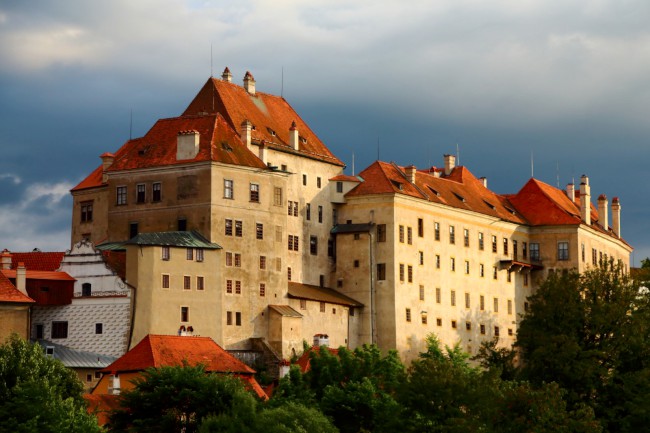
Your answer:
176;130;200;160
243;71;256;95
258;140;267;164
612;197;621;238
405;165;417;184
289;121;299;151
221;67;232;82
16;262;27;296
1;249;11;270
444;154;456;175
598;194;609;231
566;183;575;202
580;175;591;226
480;177;487;188
240;120;253;151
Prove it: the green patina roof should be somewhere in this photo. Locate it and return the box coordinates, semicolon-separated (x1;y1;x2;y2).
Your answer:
98;231;221;250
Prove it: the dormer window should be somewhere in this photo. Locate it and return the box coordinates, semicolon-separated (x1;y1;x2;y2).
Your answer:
267;127;276;136
391;180;403;190
427;186;440;196
453;192;465;202
221;142;233;151
483;199;496;210
300;136;307;143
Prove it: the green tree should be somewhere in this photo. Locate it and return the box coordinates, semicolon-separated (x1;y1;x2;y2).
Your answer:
0;334;101;433
108;364;258;433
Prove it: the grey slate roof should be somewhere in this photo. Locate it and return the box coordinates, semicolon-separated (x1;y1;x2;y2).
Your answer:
98;230;222;250
36;340;117;368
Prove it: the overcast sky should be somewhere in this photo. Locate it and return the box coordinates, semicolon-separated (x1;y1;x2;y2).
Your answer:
1;0;648;265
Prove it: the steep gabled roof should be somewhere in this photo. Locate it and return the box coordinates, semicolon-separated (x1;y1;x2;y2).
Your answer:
71;165;104;192
508;178;582;226
102;335;255;375
0;273;34;303
183;78;344;166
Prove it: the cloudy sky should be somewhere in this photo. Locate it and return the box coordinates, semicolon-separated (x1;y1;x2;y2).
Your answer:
1;0;648;264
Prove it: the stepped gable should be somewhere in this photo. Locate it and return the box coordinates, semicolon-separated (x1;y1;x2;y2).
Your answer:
9;251;65;271
183;77;344;166
0;273;34;303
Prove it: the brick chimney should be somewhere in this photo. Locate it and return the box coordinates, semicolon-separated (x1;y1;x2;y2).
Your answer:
101;152;114;183
566;182;575;202
243;71;255;95
240;120;252;151
580;175;591;225
405;165;417;184
221;67;232;82
598;194;609;231
444;154;456;175
176;130;200;160
612;197;621;238
16;262;27;296
1;249;11;270
289;121;299;151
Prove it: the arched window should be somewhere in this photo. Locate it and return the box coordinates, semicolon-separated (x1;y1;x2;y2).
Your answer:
82;283;92;297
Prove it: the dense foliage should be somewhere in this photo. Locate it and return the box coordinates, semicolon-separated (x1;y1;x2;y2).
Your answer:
0;335;101;433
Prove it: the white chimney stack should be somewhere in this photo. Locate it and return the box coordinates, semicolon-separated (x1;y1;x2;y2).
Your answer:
405;165;417;184
566;183;575;202
221;67;232;82
1;250;11;270
16;262;27;296
480;177;487;188
240;120;252;151
444;154;456;175
598;194;609;231
176;130;200;160
612;197;621;238
243;71;256;95
580;175;591;226
289;121;299;150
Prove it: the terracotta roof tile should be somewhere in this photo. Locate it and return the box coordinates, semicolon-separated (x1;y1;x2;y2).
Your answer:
71;165;105;192
0;272;34;303
1;269;76;281
8;251;65;271
295;347;339;373
329;174;361;182
509;178;585;226
183;78;344;166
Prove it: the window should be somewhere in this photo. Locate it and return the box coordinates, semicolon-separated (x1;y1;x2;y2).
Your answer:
407;265;413;283
524;302;529;312
377;224;386;242
259;283;266;297
524;273;529;286
82;283;92;297
421;315;428;325
288;235;299;251
354;233;360;240
480;324;486;335
354;259;360;268
197;276;204;291
507;271;512;282
592;248;597;265
317;177;321;188
435;255;441;269
227;311;232;325
178;218;187;231
523;242;528;259
377;263;386;280
300;299;306;310
336;181;343;193
196;249;204;262
434;222;440;241
303;174;307;185
503;238;508;255
450;257;455;272
225;252;233;266
152;182;162;202
95;323;103;335
234;253;241;267
256;223;264;240
406;308;411;322
136;184;146;203
418;218;424;237
479;295;485;310
513;240;518;259
129;222;138;239
287;267;292;281
530;243;540;261
478;232;484;250
226;280;233;294
451;290;456;306
235;220;243;237
273;187;283;206
581;243;585;262
224;179;234;199
80;201;93;222
558;242;569;260
466;322;472;331
288;201;295;216
320;302;326;313
451;320;457;329
225;219;233;236
436;288;441;303
436;318;442;326
480;264;484;277
399;225;405;243
235;312;241;326
407;227;413;244
306;203;311;220
465;292;470;308
162;274;170;289
260;256;266;270
249;183;259;202
318;206;323;223
449;225;455;244
51;321;68;339
507;299;513;315
184;276;191;290
419;285;425;301
508;328;513;336
464;260;470;274
117;186;127;205
494;298;499;313
464;229;469;247
320;275;326;287
419;251;424;265
310;236;318;255
235;281;241;294
399;264;405;282
492;235;497;253
493;266;498;280
328;239;334;257
186;248;193;260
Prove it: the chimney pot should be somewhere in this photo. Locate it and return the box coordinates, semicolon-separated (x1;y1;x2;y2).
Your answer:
289;121;299;150
611;197;621;238
1;250;12;270
221;67;232;82
566;183;575;202
598;194;609;232
240;120;253;151
579;176;591;226
16;262;27;296
444;154;456;175
243;71;256;95
405;165;417;184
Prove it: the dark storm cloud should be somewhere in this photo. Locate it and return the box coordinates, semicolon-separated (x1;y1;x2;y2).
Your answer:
0;0;648;263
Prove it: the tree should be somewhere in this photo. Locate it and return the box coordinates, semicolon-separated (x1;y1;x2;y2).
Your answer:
0;334;101;433
108;364;258;433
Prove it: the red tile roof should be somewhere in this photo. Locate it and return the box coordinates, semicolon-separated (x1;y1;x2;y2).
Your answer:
329;174;361;182
0;272;34;303
1;269;75;281
295;347;339;373
84;394;120;426
71;164;104;192
7;251;65;271
183;78;344;166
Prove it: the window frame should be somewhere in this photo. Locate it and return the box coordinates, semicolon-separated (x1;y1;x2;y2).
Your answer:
249;183;260;203
224;179;234;199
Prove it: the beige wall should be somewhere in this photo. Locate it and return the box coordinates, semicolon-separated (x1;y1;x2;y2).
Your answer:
71;186;109;246
0;305;30;342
